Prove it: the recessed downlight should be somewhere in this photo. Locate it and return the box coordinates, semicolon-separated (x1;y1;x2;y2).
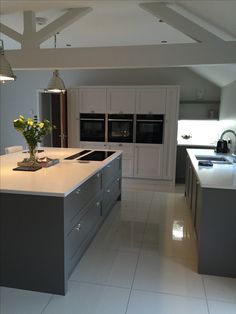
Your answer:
66;44;72;47
161;40;167;43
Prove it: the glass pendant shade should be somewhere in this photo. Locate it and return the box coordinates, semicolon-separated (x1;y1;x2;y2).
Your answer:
0;40;16;83
45;70;66;93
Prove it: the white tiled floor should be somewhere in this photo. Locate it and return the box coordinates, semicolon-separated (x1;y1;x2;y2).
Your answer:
1;188;236;314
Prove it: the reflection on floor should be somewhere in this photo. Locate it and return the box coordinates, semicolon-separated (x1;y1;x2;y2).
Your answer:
1;187;236;314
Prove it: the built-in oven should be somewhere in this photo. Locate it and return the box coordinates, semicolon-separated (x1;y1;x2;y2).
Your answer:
136;114;164;144
108;114;134;142
80;113;105;142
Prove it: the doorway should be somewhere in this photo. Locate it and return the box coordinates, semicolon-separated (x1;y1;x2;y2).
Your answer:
38;92;68;147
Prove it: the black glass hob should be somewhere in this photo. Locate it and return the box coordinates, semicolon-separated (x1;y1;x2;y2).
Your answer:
79;151;116;161
64;150;91;160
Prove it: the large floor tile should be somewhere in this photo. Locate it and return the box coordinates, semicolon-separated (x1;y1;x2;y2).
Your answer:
133;251;205;298
126;289;208;314
142;225;197;260
203;275;236;303
208;300;236;314
0;286;52;314
43;281;129;314
70;248;138;288
90;220;145;252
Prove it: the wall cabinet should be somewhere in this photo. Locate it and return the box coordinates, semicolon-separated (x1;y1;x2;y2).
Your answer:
136;87;166;114
107;88;135;113
79;88;107;113
134;144;163;179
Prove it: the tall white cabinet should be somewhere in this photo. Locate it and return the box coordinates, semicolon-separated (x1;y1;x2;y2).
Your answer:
67;85;179;183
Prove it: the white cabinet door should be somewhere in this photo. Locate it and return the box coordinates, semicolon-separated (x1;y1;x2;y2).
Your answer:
80;141;107;149
162;87;179;180
136;88;166;114
134;144;163;179
107;88;135;113
108;143;134;177
79;88;107;113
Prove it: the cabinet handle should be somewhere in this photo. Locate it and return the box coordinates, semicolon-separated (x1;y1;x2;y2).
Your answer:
107;189;111;193
75;223;81;232
117;178;120;182
76;189;81;195
96;201;100;207
97;173;101;178
107;165;111;168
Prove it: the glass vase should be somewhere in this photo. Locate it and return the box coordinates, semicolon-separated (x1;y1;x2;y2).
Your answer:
27;144;38;166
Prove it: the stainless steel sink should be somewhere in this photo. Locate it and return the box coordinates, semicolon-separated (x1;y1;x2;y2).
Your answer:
195;155;232;164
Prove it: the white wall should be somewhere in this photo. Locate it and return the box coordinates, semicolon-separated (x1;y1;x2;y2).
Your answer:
219;80;236;153
0;67;220;154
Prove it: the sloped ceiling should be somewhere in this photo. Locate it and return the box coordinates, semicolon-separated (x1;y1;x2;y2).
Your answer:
0;0;236;86
189;65;236;87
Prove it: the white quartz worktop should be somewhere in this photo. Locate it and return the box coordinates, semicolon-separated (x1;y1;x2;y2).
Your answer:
0;147;122;197
187;149;236;190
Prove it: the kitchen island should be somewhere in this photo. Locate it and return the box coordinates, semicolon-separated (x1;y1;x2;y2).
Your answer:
0;148;122;295
185;149;236;278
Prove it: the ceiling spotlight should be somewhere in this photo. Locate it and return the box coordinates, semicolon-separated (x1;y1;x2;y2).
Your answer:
35;17;47;26
0;39;16;83
159;19;164;23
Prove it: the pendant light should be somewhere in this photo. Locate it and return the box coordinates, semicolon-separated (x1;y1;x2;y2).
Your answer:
0;39;16;83
45;34;65;93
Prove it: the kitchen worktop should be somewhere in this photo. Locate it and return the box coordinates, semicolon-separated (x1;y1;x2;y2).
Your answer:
0;147;122;197
177;139;216;147
187;148;236;190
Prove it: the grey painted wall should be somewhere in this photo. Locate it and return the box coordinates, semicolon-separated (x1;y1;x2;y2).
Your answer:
0;67;220;154
219;80;236;152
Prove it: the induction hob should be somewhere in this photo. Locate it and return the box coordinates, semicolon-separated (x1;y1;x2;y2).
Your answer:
78;150;116;161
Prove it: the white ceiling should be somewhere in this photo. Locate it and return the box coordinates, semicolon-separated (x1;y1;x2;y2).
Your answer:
1;0;236;87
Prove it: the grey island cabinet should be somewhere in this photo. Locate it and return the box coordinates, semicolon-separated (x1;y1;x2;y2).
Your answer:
185;149;236;278
0;148;122;295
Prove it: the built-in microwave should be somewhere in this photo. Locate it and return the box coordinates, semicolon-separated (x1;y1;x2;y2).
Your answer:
136;114;164;144
80;113;106;142
108;114;134;143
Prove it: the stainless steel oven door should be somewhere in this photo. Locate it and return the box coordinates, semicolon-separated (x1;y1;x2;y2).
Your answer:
108;114;134;143
136;114;164;144
80;114;105;142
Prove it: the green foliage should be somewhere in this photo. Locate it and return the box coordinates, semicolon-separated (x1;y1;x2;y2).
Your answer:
13;115;53;147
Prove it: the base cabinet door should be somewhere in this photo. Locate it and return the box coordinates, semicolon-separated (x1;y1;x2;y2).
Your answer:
66;195;103;275
107;143;134;177
134;144;163;178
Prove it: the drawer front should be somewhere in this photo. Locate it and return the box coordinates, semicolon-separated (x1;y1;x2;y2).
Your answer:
66;196;102;272
65;171;102;223
103;176;121;217
103;156;121;187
